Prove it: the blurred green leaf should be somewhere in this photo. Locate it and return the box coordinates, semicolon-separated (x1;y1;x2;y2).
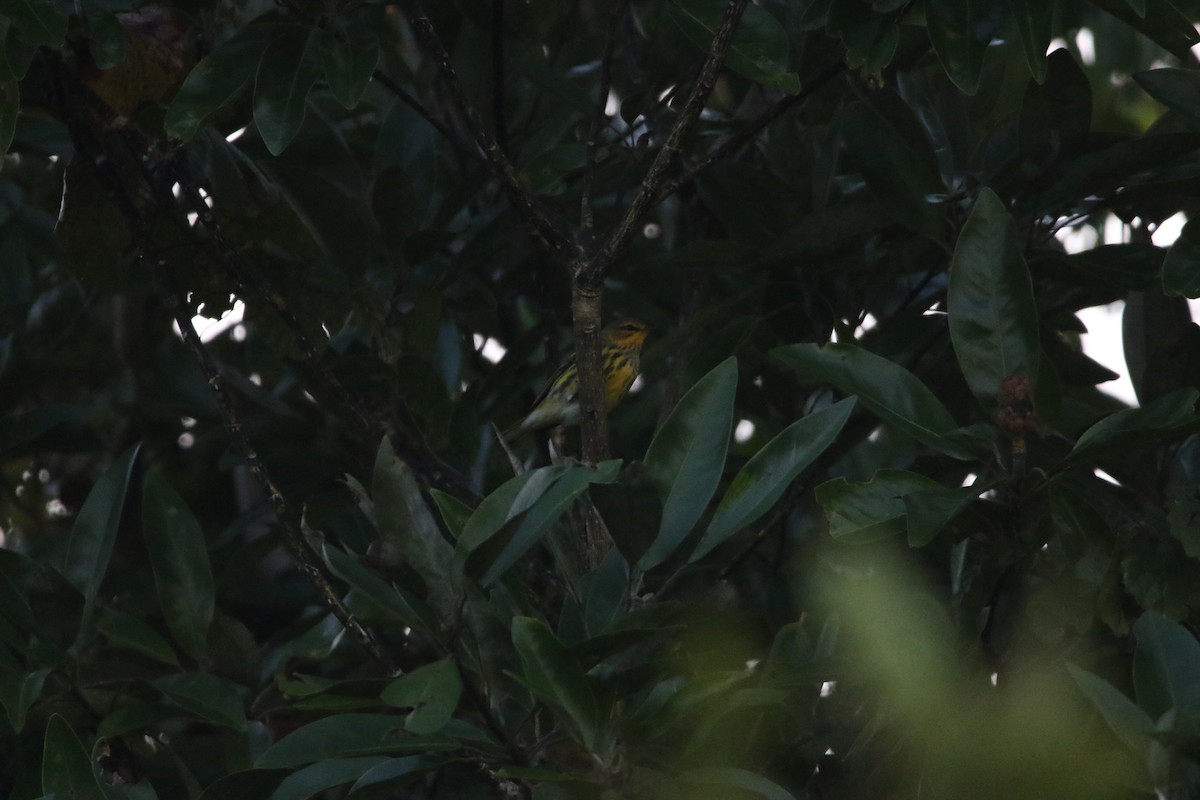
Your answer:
266;756;390;800
816;470;941;543
1162;217;1200;298
1122;291;1200;405
142;470;214;659
380;659;462;735
948;188;1040;411
1133;611;1200;719
1062;388;1199;468
321;542;437;636
668;0;800;92
62;444;141;628
1020;50;1091;163
1134;68;1200;125
511;616;607;753
42;713;105;800
256;714;456;768
154;672;247;730
640;357;738;569
0;404;93;458
1069;663;1155;762
772;343;973;459
97;606;179;665
348;756;457;796
0;75;16;156
253;26;321;155
695;397;856;560
1088;0;1199;59
678;767;797;800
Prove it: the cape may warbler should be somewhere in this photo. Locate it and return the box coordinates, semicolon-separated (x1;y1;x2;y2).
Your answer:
504;318;649;440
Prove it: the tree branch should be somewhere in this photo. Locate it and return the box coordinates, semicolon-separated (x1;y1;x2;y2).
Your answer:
581;0;628;233
578;0;752;289
396;0;581;264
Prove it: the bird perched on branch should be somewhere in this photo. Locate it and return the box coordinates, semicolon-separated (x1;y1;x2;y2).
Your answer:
504;318;650;441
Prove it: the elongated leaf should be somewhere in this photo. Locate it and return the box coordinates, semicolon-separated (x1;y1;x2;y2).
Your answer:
142;470;214;659
154;673;247;730
1020;49;1090;161
266;756;389;800
429;489;472;539
42;714;105;799
772;343;973;459
841;99;943;239
1162;217;1200;298
694;398;856;560
1007;0;1052;82
480;461;620;586
372;437;457;616
948;188;1040;411
678;766;796;800
816;470;941;543
256;714;456;768
0;666;50;732
640;358;738;570
97;607;179;665
455;468;557;567
1063;388;1199;468
348;756;454;795
254;26;321;155
1088;0;1199;59
319;20;379;109
380;659;462;735
511;617;606;753
904;481;997;547
668;0;800;92
0;0;66;46
321;542;437;636
63;444;141;626
165;19;290;141
1068;664;1155;760
1134;68;1200;125
0;76;16;156
926;0;1000;95
1133;612;1200;719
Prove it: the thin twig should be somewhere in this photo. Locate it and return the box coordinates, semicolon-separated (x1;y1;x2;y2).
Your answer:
579;0;753;288
491;0;509;155
371;69;474;157
396;0;581;263
655;61;847;203
581;1;628;232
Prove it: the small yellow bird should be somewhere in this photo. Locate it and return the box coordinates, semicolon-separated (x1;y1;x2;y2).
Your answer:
504;318;650;440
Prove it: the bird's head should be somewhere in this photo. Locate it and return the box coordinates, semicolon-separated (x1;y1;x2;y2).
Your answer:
603;318;650;349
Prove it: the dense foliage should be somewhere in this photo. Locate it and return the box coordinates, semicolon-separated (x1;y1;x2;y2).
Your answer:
6;0;1200;797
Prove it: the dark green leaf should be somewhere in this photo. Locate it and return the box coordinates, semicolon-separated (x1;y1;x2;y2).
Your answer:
1162;217;1200;298
1062;388;1199;468
772;343;973;459
841;99;944;239
926;0;1002;95
253;26;322;155
904;480;998;547
511;616;607;753
1068;664;1154;760
41;713;105;799
1133;611;1200;719
0;666;50;732
455;468;553;566
319;20;379;109
1020;49;1091;162
142;470;214;659
266;756;390;800
256;714;456;768
479;461;619;586
816;470;941;543
0;76;16;156
1088;0;1199;59
1122;292;1200;405
1007;0;1053;82
321;543;436;636
429;489;472;540
154;672;247;730
380;659;462;735
348;756;455;796
668;0;800;92
97;607;179;665
0;0;65;46
948;188;1040;410
164;20;288;141
694;397;856;560
640;357;738;569
678;766;797;800
0;404;92;459
1134;68;1200;125
371;437;457;616
62;445;141;627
